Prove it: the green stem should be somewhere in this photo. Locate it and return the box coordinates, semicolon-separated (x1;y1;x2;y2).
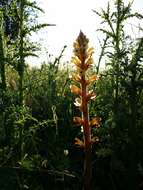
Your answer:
19;0;24;106
0;15;6;91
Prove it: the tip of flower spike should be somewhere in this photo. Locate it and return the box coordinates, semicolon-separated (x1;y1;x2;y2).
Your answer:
78;31;89;45
73;31;89;58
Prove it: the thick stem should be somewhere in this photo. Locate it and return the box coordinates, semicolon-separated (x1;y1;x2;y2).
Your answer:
81;71;92;190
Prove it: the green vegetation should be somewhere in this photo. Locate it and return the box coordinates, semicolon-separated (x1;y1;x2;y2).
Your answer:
0;0;143;189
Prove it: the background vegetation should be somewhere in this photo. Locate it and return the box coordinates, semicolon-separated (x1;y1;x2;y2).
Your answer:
0;0;143;189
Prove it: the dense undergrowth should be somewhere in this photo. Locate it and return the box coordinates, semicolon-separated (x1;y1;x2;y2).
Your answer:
0;0;143;189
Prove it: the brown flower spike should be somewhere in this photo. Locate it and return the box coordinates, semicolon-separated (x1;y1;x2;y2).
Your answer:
70;31;100;190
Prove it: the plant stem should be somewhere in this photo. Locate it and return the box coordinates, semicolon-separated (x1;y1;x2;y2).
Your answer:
81;70;92;190
19;0;24;106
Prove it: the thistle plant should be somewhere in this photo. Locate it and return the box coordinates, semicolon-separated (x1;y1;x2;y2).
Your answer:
70;31;100;190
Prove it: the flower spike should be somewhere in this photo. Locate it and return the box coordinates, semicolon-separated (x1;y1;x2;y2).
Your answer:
70;31;101;190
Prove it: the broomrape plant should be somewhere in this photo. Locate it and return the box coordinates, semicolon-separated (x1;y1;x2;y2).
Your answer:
70;31;101;190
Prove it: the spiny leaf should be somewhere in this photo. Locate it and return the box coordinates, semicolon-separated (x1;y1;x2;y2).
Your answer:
92;9;102;17
28;24;55;34
98;29;115;39
23;52;39;58
25;1;45;13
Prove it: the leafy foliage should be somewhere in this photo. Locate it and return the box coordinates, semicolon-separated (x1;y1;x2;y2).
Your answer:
0;0;143;190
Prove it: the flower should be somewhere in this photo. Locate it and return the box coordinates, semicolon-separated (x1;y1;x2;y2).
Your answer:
86;75;97;85
69;74;81;83
71;56;81;68
64;149;69;156
75;138;85;148
91;137;100;144
74;97;82;107
90;117;101;127
87;47;94;56
73;116;83;126
70;85;81;95
86;90;96;101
